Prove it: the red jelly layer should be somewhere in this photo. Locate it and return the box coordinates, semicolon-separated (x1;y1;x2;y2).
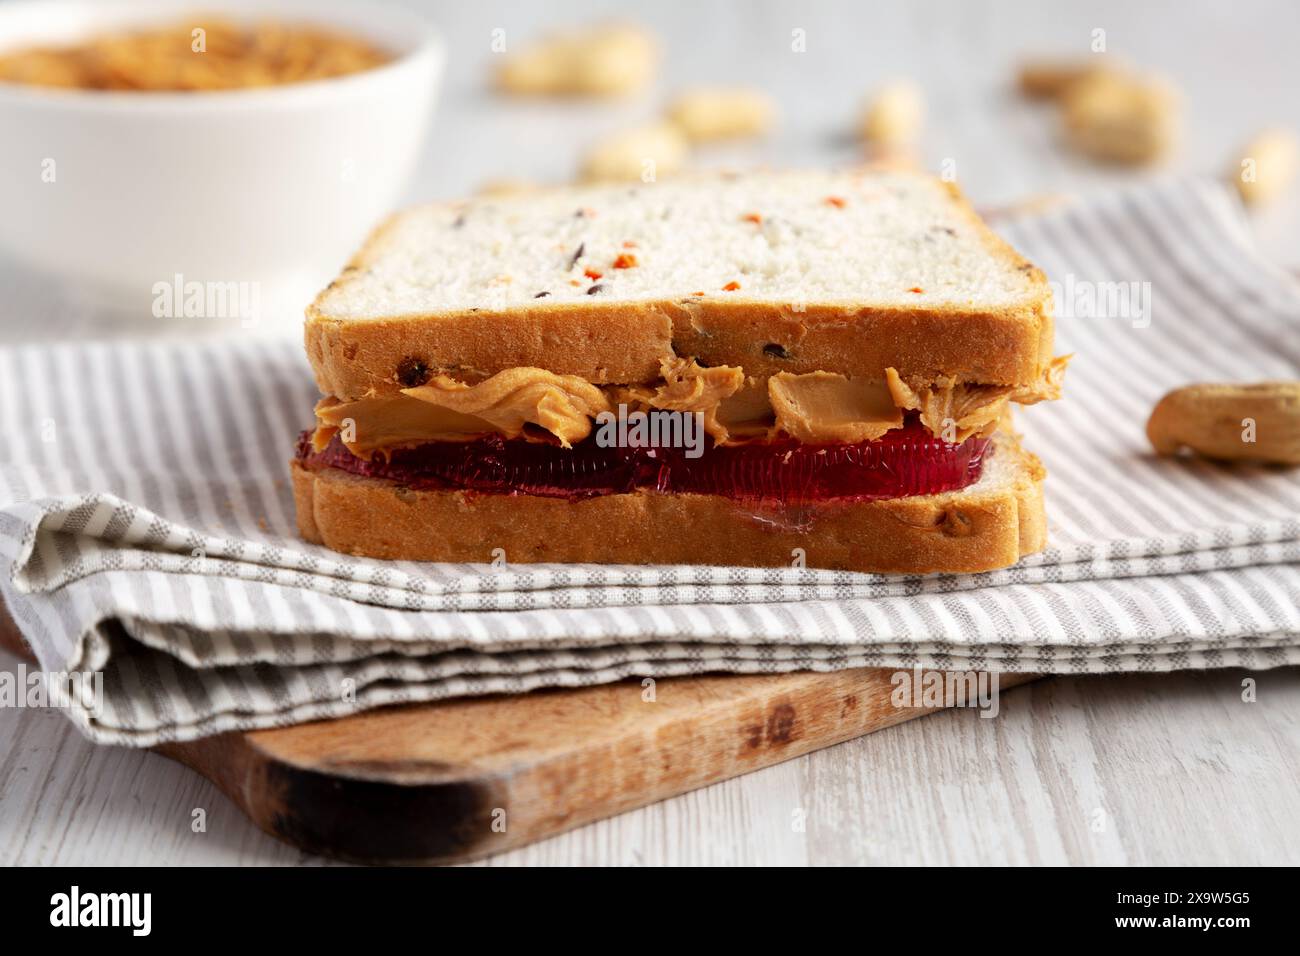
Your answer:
296;415;990;503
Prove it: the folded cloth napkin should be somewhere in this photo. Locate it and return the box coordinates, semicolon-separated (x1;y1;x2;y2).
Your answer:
2;178;1298;746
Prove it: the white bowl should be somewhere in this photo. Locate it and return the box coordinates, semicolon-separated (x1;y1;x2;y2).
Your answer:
0;0;443;329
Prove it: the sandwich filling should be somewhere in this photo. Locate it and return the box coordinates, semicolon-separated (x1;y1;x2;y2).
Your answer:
308;356;1068;455
296;356;1067;504
297;416;990;503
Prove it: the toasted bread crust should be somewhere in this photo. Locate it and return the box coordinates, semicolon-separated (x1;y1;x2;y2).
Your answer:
306;299;1054;399
290;440;1047;574
303;173;1055;401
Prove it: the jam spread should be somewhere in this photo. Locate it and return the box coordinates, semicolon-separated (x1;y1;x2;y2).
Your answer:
296;413;989;503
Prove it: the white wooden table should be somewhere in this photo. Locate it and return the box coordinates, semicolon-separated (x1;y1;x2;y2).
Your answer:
2;0;1298;865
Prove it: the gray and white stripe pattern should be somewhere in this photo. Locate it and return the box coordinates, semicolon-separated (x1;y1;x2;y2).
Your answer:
1;178;1298;746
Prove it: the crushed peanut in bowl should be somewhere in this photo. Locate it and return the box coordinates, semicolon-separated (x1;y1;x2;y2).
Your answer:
0;17;392;92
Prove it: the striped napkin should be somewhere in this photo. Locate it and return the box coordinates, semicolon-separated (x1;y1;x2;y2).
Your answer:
2;177;1298;746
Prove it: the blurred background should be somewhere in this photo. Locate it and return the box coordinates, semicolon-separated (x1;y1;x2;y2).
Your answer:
2;0;1298;338
404;0;1300;246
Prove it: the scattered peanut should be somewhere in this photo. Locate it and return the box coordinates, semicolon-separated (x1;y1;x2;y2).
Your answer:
579;122;688;183
1016;59;1109;100
1229;128;1300;207
1061;69;1179;165
476;178;540;198
496;23;657;97
666;86;775;142
1146;382;1300;466
860;80;925;149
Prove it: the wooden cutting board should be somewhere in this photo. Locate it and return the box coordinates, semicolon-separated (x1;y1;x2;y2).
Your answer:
0;604;1033;864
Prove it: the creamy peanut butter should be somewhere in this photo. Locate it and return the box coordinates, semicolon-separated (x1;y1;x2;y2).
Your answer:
404;368;610;447
885;355;1070;442
314;395;489;455
613;358;745;442
312;357;1068;457
768;372;903;443
315;367;610;457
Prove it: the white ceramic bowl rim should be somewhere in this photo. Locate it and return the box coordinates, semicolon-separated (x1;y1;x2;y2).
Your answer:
0;0;443;112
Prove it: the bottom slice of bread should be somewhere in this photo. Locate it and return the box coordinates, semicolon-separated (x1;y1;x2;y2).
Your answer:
291;431;1046;574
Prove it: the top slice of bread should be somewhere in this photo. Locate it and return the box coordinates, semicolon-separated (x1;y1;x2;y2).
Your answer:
306;168;1054;402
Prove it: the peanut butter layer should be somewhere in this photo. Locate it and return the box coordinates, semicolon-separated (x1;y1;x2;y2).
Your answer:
313;358;1069;457
313;395;488;456
885;355;1070;442
403;368;609;447
316;367;610;456
768;371;903;443
612;358;746;442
